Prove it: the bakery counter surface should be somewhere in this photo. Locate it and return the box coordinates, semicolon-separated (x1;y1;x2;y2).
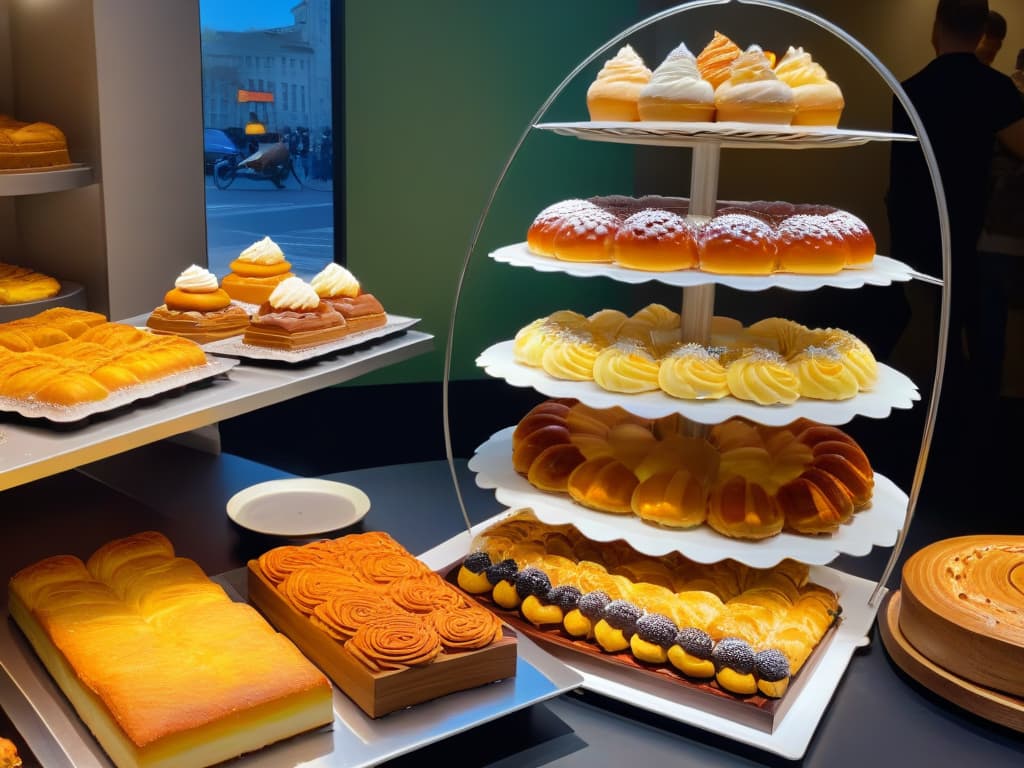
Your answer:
2;447;1023;767
0;326;433;492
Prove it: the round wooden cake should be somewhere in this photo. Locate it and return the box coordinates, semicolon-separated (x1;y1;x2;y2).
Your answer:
898;535;1024;697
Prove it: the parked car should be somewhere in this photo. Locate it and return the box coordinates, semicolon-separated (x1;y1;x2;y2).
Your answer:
203;128;241;173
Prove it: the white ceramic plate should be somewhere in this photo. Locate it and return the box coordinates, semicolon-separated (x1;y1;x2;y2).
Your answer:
226;478;371;537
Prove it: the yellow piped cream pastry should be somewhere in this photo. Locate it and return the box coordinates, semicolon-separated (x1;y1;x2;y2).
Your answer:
658;343;730;400
513;311;590;367
592;340;661;393
586;44;652;121
540;330;604;381
725;348;800;404
638;43;715;122
788;346;859;400
773;46;844;126
696;31;743;90
714;45;796;125
811;329;879;389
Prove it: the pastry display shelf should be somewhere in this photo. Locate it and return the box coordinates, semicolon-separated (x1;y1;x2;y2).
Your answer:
419;511;883;760
0;281;87;323
477;340;920;426
470;426;906;568
0;164;94;196
490;243;937;290
0;324;433;492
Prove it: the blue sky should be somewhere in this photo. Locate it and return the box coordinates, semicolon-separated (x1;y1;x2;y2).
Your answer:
199;0;295;32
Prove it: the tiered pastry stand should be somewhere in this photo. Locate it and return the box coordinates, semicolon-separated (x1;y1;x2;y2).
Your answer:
437;0;950;760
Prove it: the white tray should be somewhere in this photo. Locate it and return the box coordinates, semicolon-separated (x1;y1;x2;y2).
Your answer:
470;427;906;568
490;243;918;291
417;513;885;761
202;315;420;363
534;120;916;150
476;340;920;426
0;356;238;423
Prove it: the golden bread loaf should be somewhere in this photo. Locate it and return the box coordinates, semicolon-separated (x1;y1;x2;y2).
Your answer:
512;398;874;539
0;262;61;304
0;115;71;170
8;531;333;768
457;511;840;695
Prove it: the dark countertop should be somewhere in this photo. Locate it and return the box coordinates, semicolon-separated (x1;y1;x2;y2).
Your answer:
1;441;1022;767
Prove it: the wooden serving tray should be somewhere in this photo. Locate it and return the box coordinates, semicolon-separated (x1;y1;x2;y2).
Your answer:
444;567;837;734
247;561;518;718
879;590;1024;733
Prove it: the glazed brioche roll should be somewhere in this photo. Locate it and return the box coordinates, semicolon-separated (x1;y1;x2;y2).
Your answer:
586;44;652;121
527;200;598;256
698;213;778;274
612;209;699;271
773;46;844;127
774;215;846;274
638;43;715;122
714;46;796;125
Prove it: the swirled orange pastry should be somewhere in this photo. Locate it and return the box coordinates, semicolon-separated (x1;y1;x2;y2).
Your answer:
432;605;504;651
311;590;401;640
257;541;340;586
279;566;370;615
390;575;468;614
345;615;443;672
586;44;652;121
696;31;742;89
349;549;430;584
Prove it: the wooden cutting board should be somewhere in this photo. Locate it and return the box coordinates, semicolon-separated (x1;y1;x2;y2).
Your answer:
897;535;1024;697
879;590;1024;733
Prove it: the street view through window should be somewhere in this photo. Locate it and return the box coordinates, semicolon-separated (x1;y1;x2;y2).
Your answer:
199;0;334;279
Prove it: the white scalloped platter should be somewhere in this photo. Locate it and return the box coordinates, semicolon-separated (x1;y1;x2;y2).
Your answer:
469;427;906;568
490;243;915;291
533;121;917;150
476;340;920;427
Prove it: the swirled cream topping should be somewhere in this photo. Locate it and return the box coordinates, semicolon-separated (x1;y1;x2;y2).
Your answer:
311;262;361;298
716;46;795;106
774;46;844;109
238;236;285;265
267;276;320;311
174;264;219;293
640;43;714;103
696;31;742;89
659;343;729;399
725;348;800;405
593;341;661;393
788;346;859;400
587;44;652;101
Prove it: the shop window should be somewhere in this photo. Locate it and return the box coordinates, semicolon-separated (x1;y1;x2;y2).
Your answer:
199;0;340;276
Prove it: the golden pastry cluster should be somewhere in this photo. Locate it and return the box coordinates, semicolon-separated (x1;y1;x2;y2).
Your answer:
7;532;332;757
0;261;61;305
258;531;504;672
527;195;875;274
586;33;843;126
514;398;874;539
514;305;878;405
456;511;840;697
0;308;208;406
0;114;70;170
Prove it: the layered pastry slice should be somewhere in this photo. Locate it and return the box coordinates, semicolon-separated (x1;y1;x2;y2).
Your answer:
222;236;295;305
243;276;351;350
0;115;71;170
8;531;333;768
310;263;387;332
146;264;249;343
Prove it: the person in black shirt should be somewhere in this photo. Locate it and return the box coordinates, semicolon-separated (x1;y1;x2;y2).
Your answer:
886;0;1024;501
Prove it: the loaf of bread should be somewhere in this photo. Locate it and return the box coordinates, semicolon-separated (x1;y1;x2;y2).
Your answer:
0;262;60;304
0;115;70;170
8;532;333;768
